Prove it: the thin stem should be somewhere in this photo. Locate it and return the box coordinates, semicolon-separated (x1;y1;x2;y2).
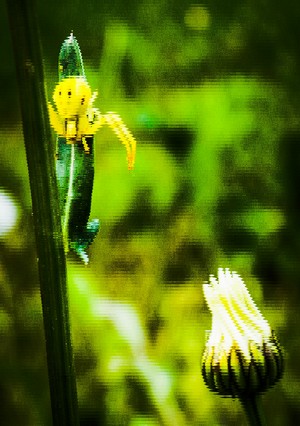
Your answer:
241;395;266;426
6;0;79;425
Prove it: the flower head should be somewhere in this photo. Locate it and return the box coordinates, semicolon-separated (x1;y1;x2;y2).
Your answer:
202;268;283;397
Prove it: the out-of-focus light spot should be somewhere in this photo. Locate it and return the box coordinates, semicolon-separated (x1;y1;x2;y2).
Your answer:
108;356;125;373
135;357;173;401
92;299;146;353
0;190;19;237
129;416;158;426
184;5;210;31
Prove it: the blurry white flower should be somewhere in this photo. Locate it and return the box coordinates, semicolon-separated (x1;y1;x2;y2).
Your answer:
0;190;19;237
202;268;283;397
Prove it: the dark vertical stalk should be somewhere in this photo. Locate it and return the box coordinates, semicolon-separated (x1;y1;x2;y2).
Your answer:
241;396;266;426
6;0;79;425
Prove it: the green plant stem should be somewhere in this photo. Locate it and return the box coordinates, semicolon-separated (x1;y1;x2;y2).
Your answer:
6;0;79;425
241;396;266;426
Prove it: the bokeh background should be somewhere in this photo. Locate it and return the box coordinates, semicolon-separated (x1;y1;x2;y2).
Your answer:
1;0;300;424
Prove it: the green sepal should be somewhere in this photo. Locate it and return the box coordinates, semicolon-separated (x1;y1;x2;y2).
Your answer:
58;32;85;80
56;136;100;264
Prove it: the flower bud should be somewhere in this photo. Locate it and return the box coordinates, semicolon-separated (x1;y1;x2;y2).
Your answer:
202;269;284;397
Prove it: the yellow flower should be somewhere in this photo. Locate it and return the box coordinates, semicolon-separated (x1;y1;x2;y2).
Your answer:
202;268;283;397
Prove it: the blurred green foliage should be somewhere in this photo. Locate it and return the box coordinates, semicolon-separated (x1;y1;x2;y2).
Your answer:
1;0;300;424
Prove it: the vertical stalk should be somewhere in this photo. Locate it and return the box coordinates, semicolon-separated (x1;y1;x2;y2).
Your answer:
241;396;266;426
6;0;79;425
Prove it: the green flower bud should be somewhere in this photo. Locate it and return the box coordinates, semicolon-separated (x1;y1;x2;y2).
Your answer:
202;269;284;397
